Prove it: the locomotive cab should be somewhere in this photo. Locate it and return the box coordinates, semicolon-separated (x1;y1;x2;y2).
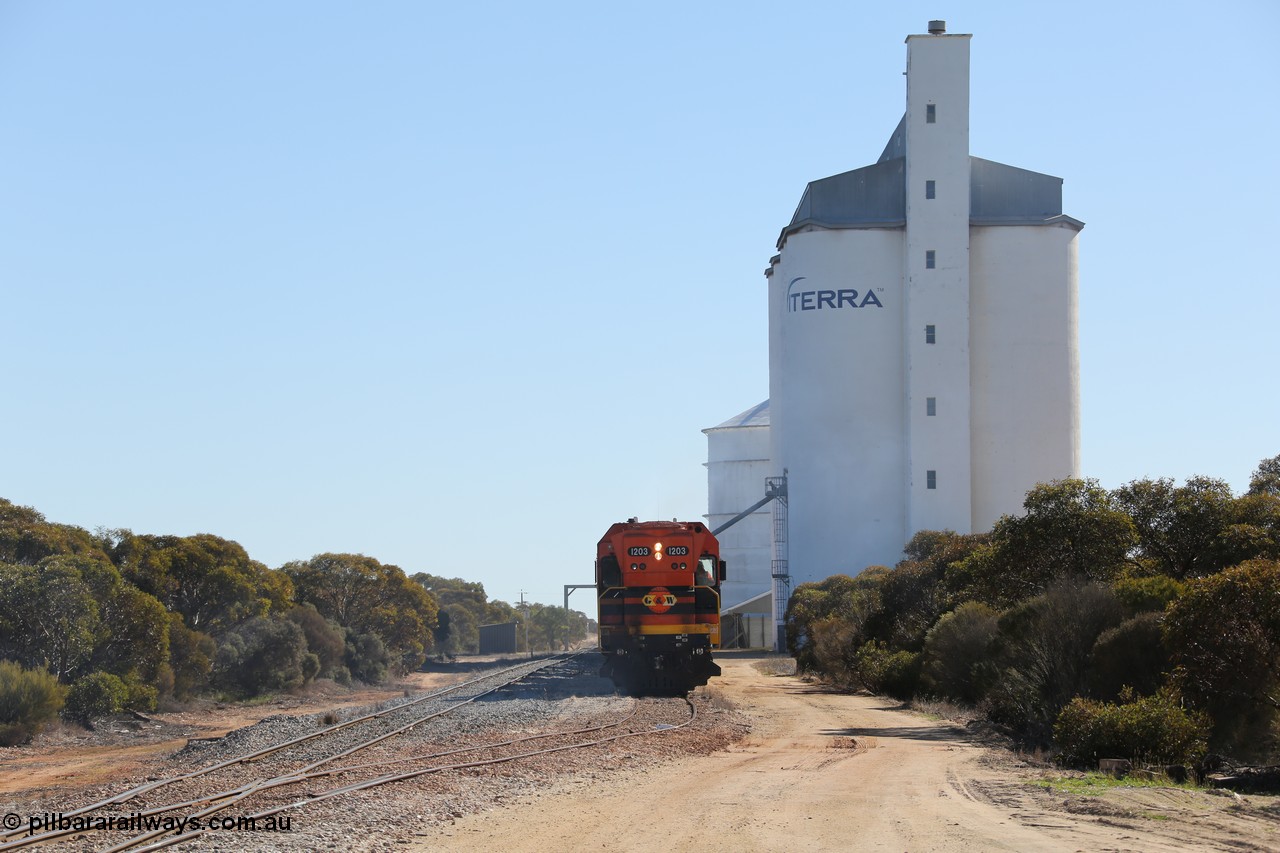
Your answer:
596;519;723;694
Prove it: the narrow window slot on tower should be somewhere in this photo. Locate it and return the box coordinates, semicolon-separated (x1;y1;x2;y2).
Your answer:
925;324;936;344
925;250;936;269
926;397;936;416
926;103;936;123
927;470;937;490
925;180;936;199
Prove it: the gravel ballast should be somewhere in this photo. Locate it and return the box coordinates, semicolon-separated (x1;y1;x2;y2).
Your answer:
1;653;750;852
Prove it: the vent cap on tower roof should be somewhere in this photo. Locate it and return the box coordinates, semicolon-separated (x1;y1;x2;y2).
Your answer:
928;20;946;34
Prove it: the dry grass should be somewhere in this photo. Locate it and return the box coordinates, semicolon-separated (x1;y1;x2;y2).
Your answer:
910;695;978;725
751;657;798;677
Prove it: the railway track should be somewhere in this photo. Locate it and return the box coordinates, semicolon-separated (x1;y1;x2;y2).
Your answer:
2;655;565;850
1;653;700;852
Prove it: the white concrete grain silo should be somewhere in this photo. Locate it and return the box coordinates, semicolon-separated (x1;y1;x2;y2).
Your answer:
703;402;773;644
707;22;1082;632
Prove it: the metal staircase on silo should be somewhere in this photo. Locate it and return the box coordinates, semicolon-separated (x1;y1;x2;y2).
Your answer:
767;474;790;652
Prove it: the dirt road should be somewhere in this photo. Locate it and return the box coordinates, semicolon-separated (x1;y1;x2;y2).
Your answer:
426;655;1279;852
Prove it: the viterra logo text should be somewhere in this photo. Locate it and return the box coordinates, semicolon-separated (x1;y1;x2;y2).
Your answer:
786;276;884;312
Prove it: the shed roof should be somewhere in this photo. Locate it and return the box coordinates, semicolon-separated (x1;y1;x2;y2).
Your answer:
723;590;773;615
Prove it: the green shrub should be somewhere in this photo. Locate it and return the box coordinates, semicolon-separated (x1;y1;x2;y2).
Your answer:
1054;688;1210;768
1112;576;1185;615
167;614;215;700
286;604;346;678
213;616;311;697
0;661;65;746
984;580;1124;743
919;602;999;704
806;616;858;685
785;574;883;677
1087;613;1169;701
951;480;1136;607
1164;558;1280;760
853;641;920;700
345;632;391;684
153;663;175;700
63;672;128;724
121;672;159;712
875;562;950;652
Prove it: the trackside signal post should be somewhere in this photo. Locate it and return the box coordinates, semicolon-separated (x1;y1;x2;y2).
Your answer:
564;583;594;650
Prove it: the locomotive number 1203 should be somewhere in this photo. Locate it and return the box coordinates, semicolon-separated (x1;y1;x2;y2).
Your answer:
627;545;691;557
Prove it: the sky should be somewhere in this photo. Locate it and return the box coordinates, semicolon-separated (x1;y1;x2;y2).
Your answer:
3;2;1277;608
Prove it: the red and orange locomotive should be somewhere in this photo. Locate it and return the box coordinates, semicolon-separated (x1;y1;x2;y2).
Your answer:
596;519;724;693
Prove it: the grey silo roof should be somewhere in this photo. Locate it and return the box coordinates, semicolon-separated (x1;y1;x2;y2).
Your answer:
777;117;1083;249
877;114;907;163
787;158;907;237
969;157;1077;225
704;400;770;432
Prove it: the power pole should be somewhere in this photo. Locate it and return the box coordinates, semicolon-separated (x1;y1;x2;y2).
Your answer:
519;590;531;657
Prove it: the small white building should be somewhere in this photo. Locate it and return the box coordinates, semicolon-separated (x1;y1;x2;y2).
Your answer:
706;22;1082;643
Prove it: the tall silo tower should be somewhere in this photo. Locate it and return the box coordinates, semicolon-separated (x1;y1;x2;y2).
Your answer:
740;21;1082;592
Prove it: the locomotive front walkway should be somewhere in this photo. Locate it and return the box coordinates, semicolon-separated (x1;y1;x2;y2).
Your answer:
422;654;1278;852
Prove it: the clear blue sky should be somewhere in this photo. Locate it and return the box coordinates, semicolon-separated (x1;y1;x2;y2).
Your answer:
3;2;1277;607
